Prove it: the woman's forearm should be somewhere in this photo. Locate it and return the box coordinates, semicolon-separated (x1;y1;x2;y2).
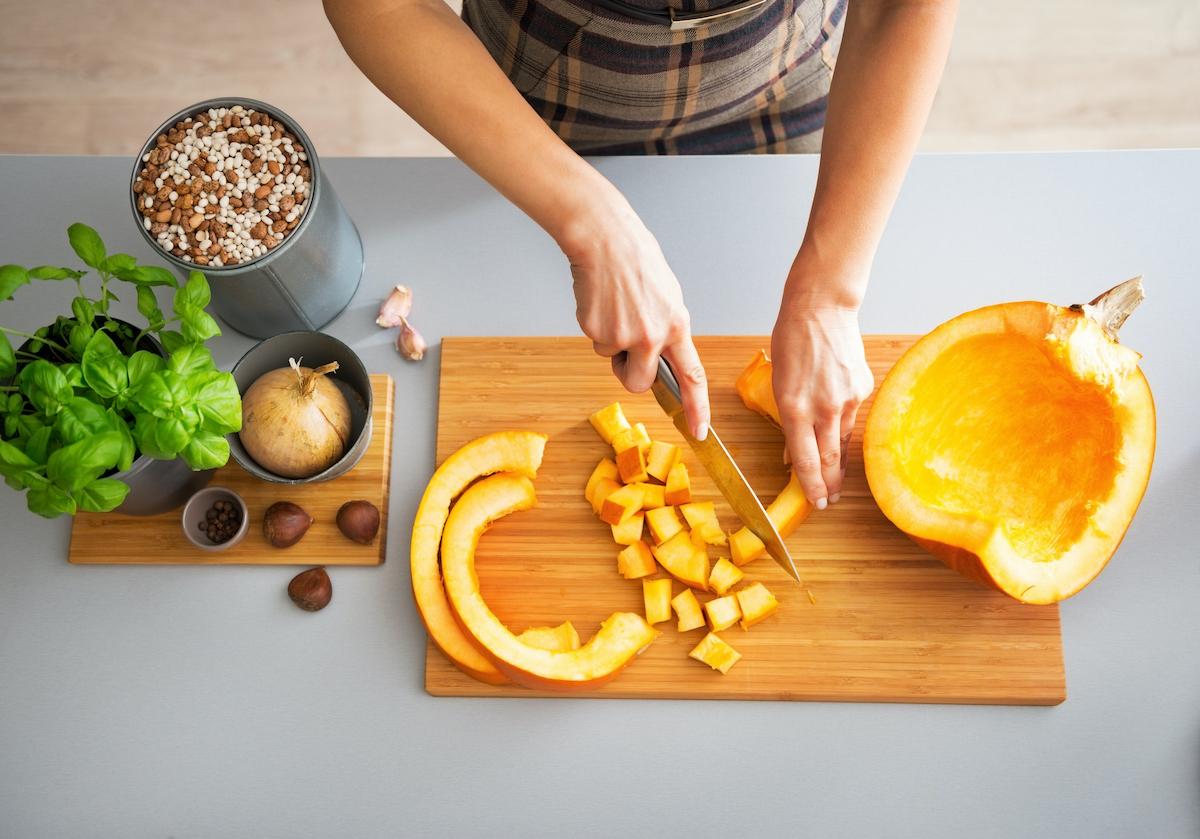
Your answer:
324;0;622;247
791;0;957;307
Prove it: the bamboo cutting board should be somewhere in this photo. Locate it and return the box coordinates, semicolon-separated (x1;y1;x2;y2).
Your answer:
68;374;394;566
425;338;1066;704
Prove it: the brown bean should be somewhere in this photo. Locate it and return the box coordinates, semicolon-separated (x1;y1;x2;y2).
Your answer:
267;160;281;175
250;222;267;240
188;213;203;230
272;219;287;234
254;199;268;211
181;193;194;209
279;195;295;212
154;209;171;223
170;207;182;225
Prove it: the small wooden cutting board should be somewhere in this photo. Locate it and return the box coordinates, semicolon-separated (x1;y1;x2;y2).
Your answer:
68;374;394;566
424;337;1065;705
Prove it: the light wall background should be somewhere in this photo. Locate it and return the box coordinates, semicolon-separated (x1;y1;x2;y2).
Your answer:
1;0;1197;157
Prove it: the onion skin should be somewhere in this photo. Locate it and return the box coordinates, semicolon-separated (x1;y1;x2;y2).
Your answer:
240;361;353;479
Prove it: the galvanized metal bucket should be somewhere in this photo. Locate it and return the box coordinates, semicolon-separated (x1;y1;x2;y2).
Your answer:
129;97;364;339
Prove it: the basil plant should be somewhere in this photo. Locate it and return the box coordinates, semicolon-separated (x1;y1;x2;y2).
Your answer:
0;223;241;518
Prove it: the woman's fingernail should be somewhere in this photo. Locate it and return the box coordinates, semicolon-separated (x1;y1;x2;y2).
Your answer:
694;422;709;441
815;497;828;511
829;493;840;504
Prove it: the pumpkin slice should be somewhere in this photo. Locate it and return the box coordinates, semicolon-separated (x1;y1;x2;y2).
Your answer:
441;472;658;690
411;431;547;685
861;279;1155;604
708;557;745;596
611;512;645;546
617;541;657;579
589;402;631;444
664;461;691;506
645;440;680;483
585;458;619;509
518;622;581;652
704;595;742;632
643;578;673;625
671;588;707;632
728;472;812;566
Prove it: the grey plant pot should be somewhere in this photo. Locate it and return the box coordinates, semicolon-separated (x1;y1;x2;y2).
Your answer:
129;97;364;339
113;454;215;517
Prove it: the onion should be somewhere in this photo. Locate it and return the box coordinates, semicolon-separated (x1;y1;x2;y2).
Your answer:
240;358;353;478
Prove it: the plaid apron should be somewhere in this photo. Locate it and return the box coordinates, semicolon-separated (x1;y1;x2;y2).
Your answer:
463;0;845;154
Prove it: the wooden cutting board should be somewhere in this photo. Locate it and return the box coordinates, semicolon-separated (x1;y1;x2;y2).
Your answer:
425;338;1065;705
68;374;394;566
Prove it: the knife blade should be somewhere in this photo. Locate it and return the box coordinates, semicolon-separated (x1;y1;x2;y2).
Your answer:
650;357;802;585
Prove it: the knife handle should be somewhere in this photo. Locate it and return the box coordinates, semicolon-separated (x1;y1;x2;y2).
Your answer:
651;357;685;421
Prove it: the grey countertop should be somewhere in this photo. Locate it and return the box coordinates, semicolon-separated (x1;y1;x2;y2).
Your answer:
0;152;1197;838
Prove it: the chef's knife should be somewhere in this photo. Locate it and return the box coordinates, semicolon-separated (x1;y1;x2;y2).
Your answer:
650;357;802;585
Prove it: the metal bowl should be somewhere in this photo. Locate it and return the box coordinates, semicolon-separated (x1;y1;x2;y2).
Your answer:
228;331;373;484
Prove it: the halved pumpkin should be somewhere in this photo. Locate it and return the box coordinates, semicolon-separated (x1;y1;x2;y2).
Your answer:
441;472;659;690
411;431;547;685
864;279;1155;604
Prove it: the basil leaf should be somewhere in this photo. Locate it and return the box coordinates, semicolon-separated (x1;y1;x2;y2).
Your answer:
167;343;214;378
136;285;164;326
102;253;137;275
67;223;106;269
133;414;168;460
128;265;178;288
132;370;189;418
46;431;122;492
27;484;76;518
0;264;30;300
81;330;129;400
23;425;53;464
194;371;242;433
109;409;135;472
7;393;23;413
77;477;130;513
71;296;95;326
3;415;17;438
68;322;94;357
174;271;211;312
152;416;190;458
178;307;221;344
0;331;14;379
28;265;83;281
183;431;229;471
0;438;37;472
18;360;70;417
60;363;83;390
159;330;187;354
55;396;114;444
126;350;165;388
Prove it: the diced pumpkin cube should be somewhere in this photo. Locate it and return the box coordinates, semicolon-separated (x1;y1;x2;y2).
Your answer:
645;440;680;483
590;477;623;515
585;458;620;507
616;443;649;484
680;501;727;545
650;530;709;590
704;594;742;632
643;577;673;625
671;588;706;632
611;512;645;546
729;526;765;566
729;472;809;566
632;482;666;510
689;632;742;674
664;461;691;506
600;483;644;525
612;423;651;457
617;540;657;579
589;402;631;444
517;621;581;652
690;527;708;550
708;557;745;596
645;506;684;545
736;582;780;629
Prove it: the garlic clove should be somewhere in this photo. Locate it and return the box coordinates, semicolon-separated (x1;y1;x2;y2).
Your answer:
397;316;426;361
376;284;413;328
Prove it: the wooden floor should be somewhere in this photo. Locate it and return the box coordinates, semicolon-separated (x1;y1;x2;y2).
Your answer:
1;0;1196;156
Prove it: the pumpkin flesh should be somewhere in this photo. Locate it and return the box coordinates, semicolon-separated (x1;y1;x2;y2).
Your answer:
865;295;1154;604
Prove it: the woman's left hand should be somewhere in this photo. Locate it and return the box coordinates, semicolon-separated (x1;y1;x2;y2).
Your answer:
770;265;874;510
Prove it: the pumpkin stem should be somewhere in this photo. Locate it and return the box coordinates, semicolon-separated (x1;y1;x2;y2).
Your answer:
289;356;340;398
1073;277;1144;341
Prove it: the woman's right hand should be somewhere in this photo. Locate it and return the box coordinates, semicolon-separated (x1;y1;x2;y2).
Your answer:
559;197;711;441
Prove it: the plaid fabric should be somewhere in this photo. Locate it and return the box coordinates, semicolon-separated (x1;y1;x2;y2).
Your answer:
464;0;845;154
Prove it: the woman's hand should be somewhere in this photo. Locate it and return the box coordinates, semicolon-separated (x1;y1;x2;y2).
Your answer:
771;261;874;510
560;197;711;441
